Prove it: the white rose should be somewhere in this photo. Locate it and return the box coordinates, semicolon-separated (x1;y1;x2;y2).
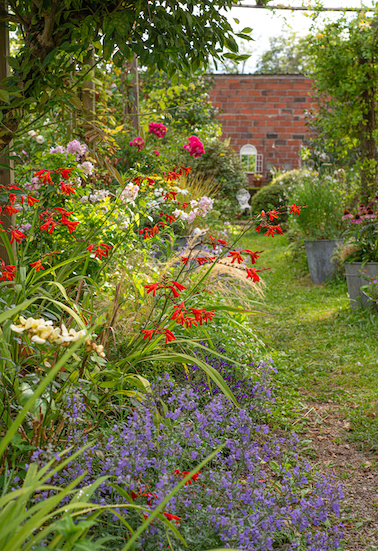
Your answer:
36;135;45;144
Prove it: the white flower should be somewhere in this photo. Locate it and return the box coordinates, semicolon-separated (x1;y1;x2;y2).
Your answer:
120;183;139;202
79;161;94;176
35;135;45;144
80;196;89;204
28;130;38;137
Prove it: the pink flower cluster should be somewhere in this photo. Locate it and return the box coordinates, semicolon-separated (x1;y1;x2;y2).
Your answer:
149;122;167;138
183;135;205;158
129;137;145;151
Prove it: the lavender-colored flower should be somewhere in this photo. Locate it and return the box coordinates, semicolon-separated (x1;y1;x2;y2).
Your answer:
50;145;66;154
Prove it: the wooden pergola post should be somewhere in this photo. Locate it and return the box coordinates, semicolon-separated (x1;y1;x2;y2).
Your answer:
0;2;15;266
82;50;96;120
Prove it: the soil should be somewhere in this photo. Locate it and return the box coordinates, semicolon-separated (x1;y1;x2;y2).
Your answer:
299;402;378;550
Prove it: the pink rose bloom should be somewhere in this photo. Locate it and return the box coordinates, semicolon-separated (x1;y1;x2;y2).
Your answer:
183;135;205;158
152;150;160;157
129;137;145;151
149;122;167;138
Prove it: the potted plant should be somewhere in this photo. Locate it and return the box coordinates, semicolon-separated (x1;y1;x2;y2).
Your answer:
342;202;378;309
288;171;344;283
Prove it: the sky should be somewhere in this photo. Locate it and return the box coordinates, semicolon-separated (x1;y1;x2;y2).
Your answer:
221;0;377;72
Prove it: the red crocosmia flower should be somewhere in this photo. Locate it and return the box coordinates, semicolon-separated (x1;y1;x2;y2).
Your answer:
227;250;244;264
181;257;189;264
255;224;262;233
275;225;283;235
195;256;216;265
87;244;94;253
264;227;277;238
267;209;280;221
202;310;214;323
0;261;16;282
61;218;79;234
144;283;162;296
289;203;302;216
4;204;18;216
242;250;263;264
54;207;73;216
170;280;186;292
160;213;176;223
178;166;192;175
27;195;39;207
171;302;187;325
35;169;53;184
246;268;261;282
164;190;178;200
93;246;108;259
260;210;266;217
60;182;76;196
40;218;56;234
30;260;44;272
209;236;228;250
9;229;27;243
8;193;17;205
181;202;189;210
130;491;138;502
140;492;155;506
142;329;155;341
163;512;182;524
162;328;176;344
132;176;142;186
55;168;74;179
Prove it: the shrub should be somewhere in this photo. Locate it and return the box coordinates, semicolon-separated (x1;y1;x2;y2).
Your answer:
192;137;247;200
252;169;309;223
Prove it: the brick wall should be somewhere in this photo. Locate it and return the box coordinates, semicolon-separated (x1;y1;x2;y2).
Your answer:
208;74;315;185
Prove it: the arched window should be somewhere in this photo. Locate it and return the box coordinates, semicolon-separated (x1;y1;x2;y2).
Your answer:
240;144;257;174
240;144;263;175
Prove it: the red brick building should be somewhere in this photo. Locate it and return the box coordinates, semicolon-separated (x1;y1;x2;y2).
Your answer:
209;74;316;186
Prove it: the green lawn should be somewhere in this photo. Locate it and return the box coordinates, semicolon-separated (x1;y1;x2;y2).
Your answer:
238;231;378;451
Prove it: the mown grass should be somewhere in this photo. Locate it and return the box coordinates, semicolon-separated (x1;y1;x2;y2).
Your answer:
238;230;378;451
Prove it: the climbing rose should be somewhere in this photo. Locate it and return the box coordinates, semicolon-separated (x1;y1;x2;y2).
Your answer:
183;135;205;158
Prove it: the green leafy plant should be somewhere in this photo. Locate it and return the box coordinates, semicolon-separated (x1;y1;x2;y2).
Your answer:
287;171;344;240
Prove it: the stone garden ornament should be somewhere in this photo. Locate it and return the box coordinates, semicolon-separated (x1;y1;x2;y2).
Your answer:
236;188;251;213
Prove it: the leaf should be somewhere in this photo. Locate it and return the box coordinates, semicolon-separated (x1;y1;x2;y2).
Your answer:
0;89;9;103
67;94;82;110
241;27;253;33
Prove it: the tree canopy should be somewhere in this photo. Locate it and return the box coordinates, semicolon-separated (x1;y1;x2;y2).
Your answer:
0;0;252;150
254;32;310;74
307;11;378;194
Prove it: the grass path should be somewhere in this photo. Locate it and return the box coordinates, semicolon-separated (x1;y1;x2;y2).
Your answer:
239;231;378;450
238;231;378;549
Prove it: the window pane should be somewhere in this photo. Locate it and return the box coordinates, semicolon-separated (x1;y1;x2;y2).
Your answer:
241;154;256;173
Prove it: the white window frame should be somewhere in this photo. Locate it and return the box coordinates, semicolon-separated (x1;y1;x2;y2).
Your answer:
240;144;263;175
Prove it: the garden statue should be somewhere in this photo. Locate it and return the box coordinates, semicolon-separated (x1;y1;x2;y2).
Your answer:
236;188;251;213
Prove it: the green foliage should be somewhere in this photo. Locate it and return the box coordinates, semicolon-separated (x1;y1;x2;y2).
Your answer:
307;12;378;195
255;32;310;74
1;1;252;151
287;171;344;240
192;138;247;200
251;170;302;222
